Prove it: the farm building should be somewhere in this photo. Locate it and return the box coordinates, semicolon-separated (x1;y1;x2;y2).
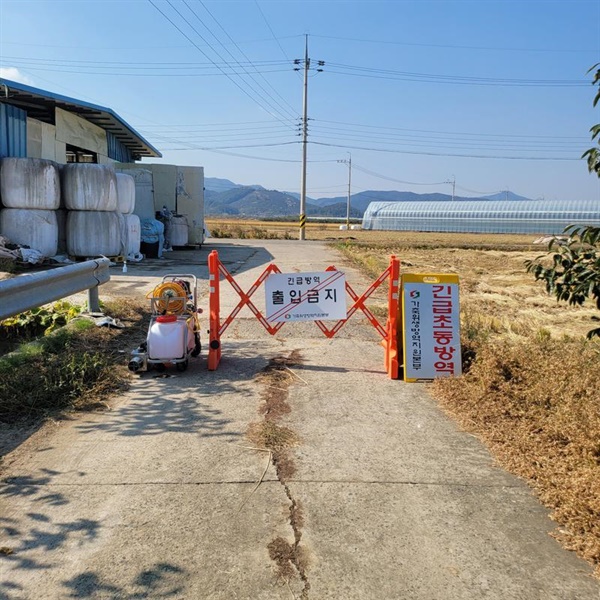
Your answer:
0;79;204;257
0;78;161;164
361;198;600;235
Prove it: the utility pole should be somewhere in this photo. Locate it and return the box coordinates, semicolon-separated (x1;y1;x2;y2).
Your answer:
294;35;323;240
337;153;352;229
444;175;456;201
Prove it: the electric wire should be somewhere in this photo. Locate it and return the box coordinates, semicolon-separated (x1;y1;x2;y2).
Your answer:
308;127;584;150
313;119;589;141
147;0;297;130
183;0;298;119
311;141;579;161
311;34;594;54
326;62;587;87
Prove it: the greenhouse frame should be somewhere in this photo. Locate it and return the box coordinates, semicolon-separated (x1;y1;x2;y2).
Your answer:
361;199;600;235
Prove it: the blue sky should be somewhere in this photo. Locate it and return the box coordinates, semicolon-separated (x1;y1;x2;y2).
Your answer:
1;0;599;201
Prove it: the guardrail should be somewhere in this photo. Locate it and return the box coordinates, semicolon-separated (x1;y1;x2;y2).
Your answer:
0;258;111;320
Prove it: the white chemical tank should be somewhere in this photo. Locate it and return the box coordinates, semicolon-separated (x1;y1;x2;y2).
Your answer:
116;172;135;214
170;215;189;247
62;164;118;212
66;210;121;257
0;158;60;210
147;315;195;360
0;208;58;256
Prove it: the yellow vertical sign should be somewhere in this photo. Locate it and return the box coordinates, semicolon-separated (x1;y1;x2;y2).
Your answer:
401;273;461;382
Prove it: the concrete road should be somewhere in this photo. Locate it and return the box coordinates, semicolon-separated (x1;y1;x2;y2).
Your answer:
1;239;599;599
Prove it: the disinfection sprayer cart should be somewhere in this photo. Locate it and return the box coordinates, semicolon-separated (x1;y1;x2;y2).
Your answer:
128;274;202;373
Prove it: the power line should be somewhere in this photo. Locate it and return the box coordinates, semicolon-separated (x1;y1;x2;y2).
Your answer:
326;62;587;87
254;1;297;69
311;141;579;161
308;128;585;151
184;0;298;119
311;34;595;54
147;0;297;130
314;119;589;141
352;164;448;186
1;55;288;68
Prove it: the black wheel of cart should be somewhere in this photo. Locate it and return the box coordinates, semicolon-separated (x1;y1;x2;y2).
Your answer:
176;360;188;372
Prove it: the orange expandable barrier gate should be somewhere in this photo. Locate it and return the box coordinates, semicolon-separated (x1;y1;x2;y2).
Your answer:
207;250;400;378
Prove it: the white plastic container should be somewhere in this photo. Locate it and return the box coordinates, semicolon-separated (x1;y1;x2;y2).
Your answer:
0;158;60;210
147;316;194;360
125;213;141;256
170;215;189;246
0;208;58;256
116;173;135;214
66;210;120;257
62;164;118;212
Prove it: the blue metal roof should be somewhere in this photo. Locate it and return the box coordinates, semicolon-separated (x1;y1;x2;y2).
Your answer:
0;78;161;160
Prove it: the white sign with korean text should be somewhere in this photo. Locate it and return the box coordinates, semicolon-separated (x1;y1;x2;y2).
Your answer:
402;275;461;381
265;271;347;322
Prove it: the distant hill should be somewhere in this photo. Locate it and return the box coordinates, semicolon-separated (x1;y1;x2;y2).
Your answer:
204;178;533;218
205;177;265;193
206;186;313;218
479;191;531;202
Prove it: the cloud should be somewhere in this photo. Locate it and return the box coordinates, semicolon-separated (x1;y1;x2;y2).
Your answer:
0;67;33;85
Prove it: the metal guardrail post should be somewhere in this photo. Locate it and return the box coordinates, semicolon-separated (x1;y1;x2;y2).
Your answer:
88;286;101;314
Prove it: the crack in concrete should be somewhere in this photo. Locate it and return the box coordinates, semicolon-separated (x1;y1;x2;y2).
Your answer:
250;350;311;599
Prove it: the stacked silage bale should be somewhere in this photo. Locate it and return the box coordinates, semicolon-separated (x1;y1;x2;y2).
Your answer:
0;158;60;257
62;164;121;258
115;172;140;260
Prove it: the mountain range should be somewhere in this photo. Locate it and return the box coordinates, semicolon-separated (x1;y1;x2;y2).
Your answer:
204;177;531;219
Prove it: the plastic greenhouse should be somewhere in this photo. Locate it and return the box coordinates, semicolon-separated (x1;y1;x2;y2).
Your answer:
361;199;600;235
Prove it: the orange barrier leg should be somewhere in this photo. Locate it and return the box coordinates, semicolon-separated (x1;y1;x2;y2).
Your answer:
385;255;400;379
208;250;221;371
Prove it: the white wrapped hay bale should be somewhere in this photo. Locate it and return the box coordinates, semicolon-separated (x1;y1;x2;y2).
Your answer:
66;210;120;257
0;158;60;210
62;164;118;212
0;208;58;256
116;172;135;214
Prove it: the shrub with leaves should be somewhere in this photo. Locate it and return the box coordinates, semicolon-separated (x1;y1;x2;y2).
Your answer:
582;63;600;175
526;226;600;338
526;66;600;339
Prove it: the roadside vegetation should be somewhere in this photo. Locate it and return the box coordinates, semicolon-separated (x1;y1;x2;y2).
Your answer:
0;299;149;427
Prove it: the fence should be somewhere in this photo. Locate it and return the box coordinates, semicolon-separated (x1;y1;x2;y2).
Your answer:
0;258;111;320
207;250;400;378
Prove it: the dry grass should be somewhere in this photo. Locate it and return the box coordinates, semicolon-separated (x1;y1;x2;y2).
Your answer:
337;241;598;340
432;338;600;575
